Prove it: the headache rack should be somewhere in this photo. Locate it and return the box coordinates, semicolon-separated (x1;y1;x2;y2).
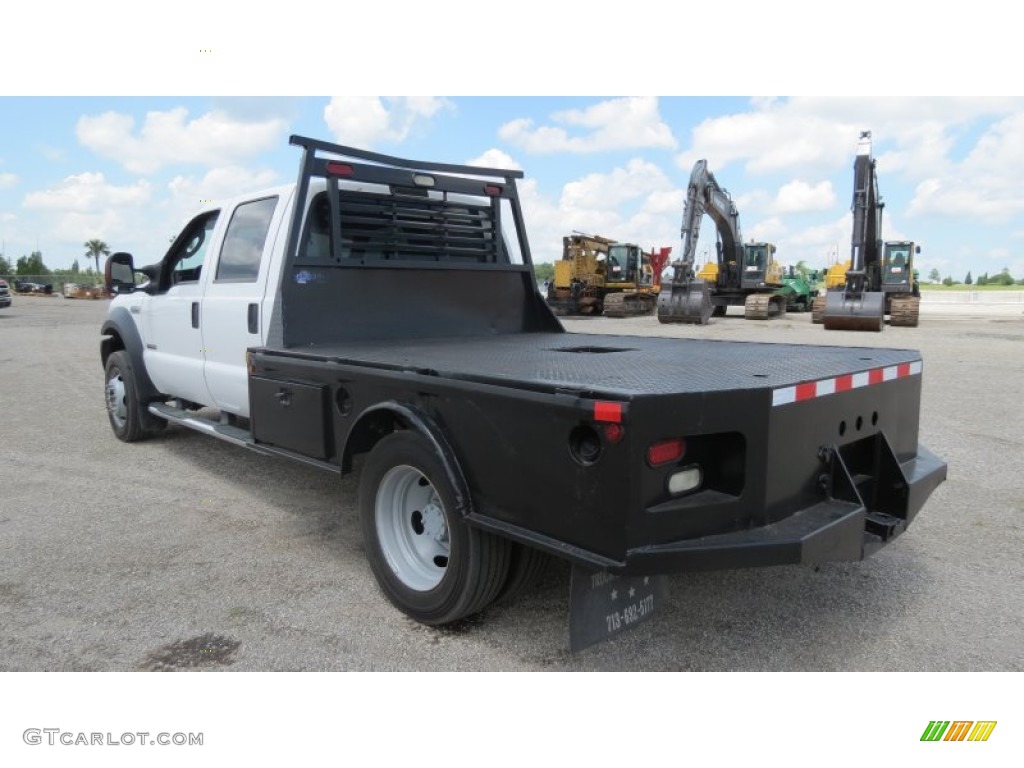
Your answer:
273;136;558;347
286;135;533;267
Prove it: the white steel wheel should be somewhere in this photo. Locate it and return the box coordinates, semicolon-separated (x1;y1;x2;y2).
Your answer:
359;430;511;625
375;465;450;591
106;368;129;431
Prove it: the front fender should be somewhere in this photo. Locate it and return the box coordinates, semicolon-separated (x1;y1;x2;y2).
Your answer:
101;307;160;403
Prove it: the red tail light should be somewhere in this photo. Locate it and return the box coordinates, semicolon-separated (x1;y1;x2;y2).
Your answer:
603;423;624;444
593;401;622;423
647;438;686;467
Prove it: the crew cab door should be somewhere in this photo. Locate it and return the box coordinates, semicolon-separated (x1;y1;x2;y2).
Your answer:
200;194;286;417
142;211;221;406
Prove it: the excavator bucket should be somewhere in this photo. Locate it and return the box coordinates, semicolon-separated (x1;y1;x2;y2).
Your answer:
657;278;713;325
821;290;885;332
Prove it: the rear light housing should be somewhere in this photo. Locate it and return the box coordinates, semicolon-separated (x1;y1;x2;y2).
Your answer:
647;438;686;467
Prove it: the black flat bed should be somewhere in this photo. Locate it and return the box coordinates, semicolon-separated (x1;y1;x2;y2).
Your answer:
265;333;922;397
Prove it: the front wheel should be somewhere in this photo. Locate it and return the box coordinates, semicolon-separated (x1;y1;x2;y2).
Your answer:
104;350;164;442
359;431;510;625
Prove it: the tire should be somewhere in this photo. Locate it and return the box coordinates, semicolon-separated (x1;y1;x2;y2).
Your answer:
359;431;510;625
104;350;164;442
494;543;551;605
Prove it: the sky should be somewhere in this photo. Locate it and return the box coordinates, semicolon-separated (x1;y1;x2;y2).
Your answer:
2;4;1020;282
2;95;1022;281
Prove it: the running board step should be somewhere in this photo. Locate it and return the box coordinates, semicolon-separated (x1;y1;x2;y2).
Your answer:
148;402;340;473
149;403;252;446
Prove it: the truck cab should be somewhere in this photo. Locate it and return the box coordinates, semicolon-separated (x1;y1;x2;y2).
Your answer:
104;186;292;418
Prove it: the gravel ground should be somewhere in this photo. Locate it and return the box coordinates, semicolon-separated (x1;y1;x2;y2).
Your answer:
1;296;1021;671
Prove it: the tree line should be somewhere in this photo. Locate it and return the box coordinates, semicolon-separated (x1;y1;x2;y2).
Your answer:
0;239;110;280
928;267;1023;287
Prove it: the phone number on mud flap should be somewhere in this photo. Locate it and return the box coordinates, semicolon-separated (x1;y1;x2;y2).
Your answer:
606;594;655;632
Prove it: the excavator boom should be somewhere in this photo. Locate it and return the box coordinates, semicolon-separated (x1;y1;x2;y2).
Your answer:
657;161;726;324
823;131;888;331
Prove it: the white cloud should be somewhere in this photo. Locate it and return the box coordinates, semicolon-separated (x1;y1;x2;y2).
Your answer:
763;214;853;269
676;97;1024;179
466;148;522;171
167;166;278;203
0;172;18;189
677;109;856;176
76;108;287;174
323;97;452;148
24;172;151;210
517;158;681;263
907;112;1024;222
499;97;676;154
774;180;836;213
21;172;153;246
561;159;671;211
164;167;279;232
733;189;771;212
747;217;787;242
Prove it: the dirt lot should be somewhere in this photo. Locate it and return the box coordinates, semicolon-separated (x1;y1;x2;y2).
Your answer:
1;297;1022;671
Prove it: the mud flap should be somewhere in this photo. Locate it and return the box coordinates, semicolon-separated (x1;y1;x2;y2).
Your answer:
568;565;667;652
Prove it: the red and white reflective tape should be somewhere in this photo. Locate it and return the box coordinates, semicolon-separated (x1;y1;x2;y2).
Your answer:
772;360;922;407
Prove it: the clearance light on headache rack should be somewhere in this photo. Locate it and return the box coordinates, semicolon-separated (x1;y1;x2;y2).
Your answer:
484;184;503;197
325;161;354;177
413;174;435;187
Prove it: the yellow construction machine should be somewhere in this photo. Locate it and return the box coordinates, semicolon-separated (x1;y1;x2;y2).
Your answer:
545;233;671;317
811;252;851;323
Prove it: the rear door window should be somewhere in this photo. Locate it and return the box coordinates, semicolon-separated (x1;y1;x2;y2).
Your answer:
215;196;279;281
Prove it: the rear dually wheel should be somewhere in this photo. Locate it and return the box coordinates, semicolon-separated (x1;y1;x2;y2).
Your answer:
359;431;510;625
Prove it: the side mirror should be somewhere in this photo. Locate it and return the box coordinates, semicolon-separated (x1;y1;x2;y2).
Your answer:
915;245;921;254
105;252;136;294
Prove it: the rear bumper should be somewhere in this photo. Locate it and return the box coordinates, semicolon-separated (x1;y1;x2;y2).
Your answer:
622;444;946;575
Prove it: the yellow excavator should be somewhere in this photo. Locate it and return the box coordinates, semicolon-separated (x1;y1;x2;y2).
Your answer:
811;251;851;323
545;233;672;317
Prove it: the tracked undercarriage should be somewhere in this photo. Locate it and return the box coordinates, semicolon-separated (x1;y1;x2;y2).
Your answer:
602;291;657;318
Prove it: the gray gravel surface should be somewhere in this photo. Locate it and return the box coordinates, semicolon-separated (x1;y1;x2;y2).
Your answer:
1;297;1021;671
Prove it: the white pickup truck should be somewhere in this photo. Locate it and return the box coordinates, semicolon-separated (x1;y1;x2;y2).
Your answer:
101;136;946;637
